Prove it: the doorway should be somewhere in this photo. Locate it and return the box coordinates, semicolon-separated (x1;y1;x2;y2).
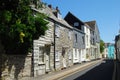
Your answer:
62;47;66;69
45;45;51;72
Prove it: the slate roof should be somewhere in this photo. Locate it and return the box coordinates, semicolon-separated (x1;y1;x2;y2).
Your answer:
31;6;72;29
64;12;84;26
85;20;96;30
115;34;120;41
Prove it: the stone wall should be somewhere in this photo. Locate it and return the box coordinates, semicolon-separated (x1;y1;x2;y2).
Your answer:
0;41;32;80
33;21;54;76
55;24;73;70
1;54;32;80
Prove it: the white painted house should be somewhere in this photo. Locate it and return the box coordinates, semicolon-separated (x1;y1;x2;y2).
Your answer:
84;24;91;61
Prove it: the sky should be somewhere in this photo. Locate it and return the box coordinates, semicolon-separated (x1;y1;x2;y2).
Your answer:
42;0;120;43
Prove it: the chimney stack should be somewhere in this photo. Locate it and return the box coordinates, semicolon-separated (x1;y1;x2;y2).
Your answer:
48;4;52;9
56;6;59;12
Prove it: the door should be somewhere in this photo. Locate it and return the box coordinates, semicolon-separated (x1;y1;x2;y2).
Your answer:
45;45;51;72
62;47;66;68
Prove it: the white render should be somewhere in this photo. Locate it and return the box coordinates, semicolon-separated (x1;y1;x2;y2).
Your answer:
84;24;91;61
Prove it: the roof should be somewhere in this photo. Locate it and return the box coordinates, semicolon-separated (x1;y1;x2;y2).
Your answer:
115;34;120;41
31;6;72;29
64;12;84;26
85;21;96;30
84;23;91;29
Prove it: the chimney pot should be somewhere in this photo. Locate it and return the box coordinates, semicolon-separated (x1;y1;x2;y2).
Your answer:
56;6;59;12
48;5;52;9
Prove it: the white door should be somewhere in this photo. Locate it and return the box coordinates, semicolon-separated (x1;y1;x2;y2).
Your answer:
62;48;66;68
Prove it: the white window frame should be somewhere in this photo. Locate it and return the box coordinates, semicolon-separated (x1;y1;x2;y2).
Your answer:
39;46;45;63
55;24;60;38
55;51;60;61
68;30;72;40
74;22;79;26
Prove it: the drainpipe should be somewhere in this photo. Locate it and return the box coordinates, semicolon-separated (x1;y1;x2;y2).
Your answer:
53;22;56;70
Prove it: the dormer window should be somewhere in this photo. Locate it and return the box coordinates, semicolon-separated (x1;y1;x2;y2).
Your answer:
74;22;79;27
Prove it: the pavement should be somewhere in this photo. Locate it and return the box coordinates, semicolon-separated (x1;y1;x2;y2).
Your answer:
20;59;103;80
113;59;120;80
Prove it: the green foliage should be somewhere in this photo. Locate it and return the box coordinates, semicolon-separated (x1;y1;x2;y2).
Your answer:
100;40;105;53
0;0;49;54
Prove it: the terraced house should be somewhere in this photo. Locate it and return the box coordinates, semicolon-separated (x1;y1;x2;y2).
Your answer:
0;1;101;80
32;6;100;77
85;21;100;60
31;1;100;77
32;5;73;76
52;6;73;70
64;12;86;63
32;6;55;76
84;23;91;61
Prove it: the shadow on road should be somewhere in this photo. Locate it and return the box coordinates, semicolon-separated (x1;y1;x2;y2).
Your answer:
74;59;114;80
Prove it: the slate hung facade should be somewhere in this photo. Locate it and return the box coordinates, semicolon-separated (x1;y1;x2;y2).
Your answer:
64;12;86;63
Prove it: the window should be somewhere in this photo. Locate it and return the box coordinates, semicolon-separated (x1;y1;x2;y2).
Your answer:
39;46;45;63
75;34;77;43
75;49;77;58
68;30;72;40
55;24;60;38
86;35;88;46
93;38;95;44
81;25;84;31
93;32;94;35
55;51;60;61
86;28;88;33
74;22;79;27
82;36;85;44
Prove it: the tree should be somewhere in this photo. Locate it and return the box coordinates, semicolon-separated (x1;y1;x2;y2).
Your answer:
0;0;49;54
100;40;105;53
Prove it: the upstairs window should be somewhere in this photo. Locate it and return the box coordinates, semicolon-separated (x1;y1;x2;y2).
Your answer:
55;51;60;61
75;34;77;43
82;36;85;44
39;46;45;63
81;25;84;31
68;30;72;40
86;35;88;46
74;22;79;27
55;24;60;38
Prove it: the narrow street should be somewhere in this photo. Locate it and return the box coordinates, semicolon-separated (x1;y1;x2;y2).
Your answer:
62;59;114;80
